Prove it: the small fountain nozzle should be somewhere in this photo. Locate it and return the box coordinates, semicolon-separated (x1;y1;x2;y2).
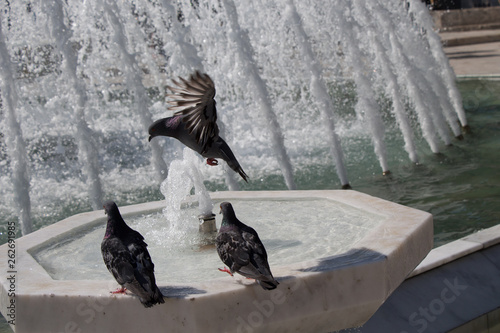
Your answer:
198;213;217;234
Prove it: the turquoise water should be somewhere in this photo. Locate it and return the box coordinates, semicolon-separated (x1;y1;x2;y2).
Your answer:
355;79;500;247
0;78;499;332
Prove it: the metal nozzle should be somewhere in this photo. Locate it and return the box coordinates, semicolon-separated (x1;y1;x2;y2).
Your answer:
198;213;217;234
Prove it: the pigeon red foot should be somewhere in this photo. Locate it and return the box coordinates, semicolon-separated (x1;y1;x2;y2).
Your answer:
218;267;233;276
111;287;127;294
207;158;218;166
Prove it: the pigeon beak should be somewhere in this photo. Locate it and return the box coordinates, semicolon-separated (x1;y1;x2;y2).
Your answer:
148;135;153;142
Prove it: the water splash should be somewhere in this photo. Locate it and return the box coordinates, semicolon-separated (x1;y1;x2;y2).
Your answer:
364;0;442;153
374;0;454;146
0;0;468;235
352;0;418;164
102;0;168;181
330;2;390;173
408;0;467;129
0;22;32;235
283;0;350;186
221;0;297;190
160;149;213;240
43;0;103;210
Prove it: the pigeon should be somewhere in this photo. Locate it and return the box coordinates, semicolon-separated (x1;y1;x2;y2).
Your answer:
148;71;248;182
216;202;279;290
101;201;165;308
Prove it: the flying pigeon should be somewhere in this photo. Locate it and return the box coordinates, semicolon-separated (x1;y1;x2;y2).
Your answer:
101;201;165;308
216;202;279;290
148;71;248;182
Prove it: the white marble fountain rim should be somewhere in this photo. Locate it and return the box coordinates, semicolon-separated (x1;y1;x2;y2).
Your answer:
0;190;433;333
11;190;432;297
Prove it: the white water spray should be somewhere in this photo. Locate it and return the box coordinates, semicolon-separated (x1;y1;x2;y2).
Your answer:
351;0;418;163
408;0;468;129
374;0;453;146
102;0;168;181
160;149;213;240
43;0;103;210
283;0;350;186
365;1;441;153
0;0;469;234
0;22;32;235
331;4;390;173
221;0;297;190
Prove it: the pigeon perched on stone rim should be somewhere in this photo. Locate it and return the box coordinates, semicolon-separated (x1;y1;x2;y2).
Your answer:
101;201;165;308
216;201;279;290
148;71;248;182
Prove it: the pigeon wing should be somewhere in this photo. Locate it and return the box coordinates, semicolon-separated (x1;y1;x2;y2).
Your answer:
127;241;156;290
241;229;272;277
241;229;279;289
101;238;137;286
216;231;250;274
167;71;218;152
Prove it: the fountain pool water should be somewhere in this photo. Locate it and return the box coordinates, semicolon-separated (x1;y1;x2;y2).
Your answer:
32;198;381;283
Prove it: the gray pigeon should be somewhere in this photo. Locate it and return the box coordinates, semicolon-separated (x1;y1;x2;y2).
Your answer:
101;201;165;308
148;71;248;182
216;202;279;290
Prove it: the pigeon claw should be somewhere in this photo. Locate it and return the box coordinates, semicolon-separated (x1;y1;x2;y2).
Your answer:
218;267;233;276
110;287;127;294
207;158;219;166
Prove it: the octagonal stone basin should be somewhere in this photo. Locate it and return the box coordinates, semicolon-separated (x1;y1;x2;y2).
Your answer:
0;190;432;333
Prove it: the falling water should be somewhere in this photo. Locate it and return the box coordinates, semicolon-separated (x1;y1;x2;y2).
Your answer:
283;0;350;186
102;0;168;181
330;4;390;173
0;0;468;237
373;0;455;146
408;0;468;129
362;0;442;153
148;0;241;191
0;22;32;235
221;0;297;190
43;0;103;210
351;0;418;164
156;0;204;72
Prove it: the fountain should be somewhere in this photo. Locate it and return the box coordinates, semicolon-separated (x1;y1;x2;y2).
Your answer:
0;0;467;237
1;0;491;331
0;190;432;332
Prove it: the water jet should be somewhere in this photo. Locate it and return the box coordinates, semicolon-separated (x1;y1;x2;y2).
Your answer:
0;0;468;236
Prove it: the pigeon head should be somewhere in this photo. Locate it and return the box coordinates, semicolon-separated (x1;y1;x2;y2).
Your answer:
103;201;128;237
103;201;120;218
148;116;182;142
220;202;238;226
